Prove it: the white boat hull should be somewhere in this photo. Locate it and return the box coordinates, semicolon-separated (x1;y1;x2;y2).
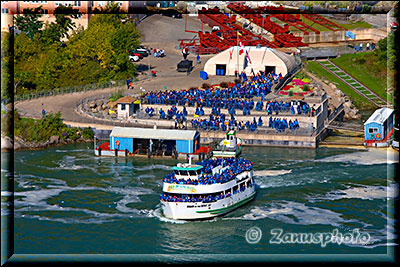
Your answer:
161;186;255;220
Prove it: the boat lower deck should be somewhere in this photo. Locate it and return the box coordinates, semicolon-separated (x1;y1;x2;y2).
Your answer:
161;186;256;220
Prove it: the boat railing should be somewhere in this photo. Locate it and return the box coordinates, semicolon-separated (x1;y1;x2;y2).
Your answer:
164;169;252;186
214;145;237;151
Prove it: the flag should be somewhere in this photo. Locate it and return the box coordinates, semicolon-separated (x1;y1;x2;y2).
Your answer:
244;55;248;69
229;49;232;60
238;41;244;55
245;49;252;64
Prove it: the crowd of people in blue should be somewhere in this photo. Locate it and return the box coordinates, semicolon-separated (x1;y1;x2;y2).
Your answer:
141;69;313;132
160;157;254;203
145;99;310;120
268;116;299;132
162;158;253;186
143;70;280;108
145;105;302;133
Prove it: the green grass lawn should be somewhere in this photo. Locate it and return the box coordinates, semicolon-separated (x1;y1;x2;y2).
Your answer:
306;61;375;110
335;20;372;30
330;53;392;103
300;15;332;32
299;15;372;32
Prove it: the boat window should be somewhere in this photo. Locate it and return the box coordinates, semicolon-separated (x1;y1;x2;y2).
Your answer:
188;170;197;176
174;170;180;176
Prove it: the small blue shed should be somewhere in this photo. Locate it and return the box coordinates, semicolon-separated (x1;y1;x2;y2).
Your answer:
109;127;200;154
364;107;394;147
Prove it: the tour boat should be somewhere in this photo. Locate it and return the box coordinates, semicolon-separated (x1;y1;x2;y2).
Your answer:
160;156;255;220
212;130;242;158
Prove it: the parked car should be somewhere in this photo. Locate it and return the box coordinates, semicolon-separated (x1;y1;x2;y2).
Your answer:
131;49;148;57
129;51;143;59
129;55;140;62
138;46;151;54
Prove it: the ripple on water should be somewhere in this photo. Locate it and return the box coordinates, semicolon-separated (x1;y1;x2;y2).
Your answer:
227;201;359;227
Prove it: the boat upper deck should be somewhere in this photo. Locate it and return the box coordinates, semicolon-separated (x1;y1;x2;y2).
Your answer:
163;157;253;187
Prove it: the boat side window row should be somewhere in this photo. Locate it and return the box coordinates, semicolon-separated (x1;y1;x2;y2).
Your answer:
160;179;255;203
173;170;201;176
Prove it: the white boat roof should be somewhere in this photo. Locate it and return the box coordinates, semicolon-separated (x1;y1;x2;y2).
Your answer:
364;108;394;125
110;127;197;140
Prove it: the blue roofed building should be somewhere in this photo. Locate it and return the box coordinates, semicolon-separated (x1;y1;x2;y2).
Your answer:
109;127;200;155
364;107;394;147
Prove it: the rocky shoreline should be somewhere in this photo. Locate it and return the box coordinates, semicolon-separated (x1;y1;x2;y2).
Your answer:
1;135;93;152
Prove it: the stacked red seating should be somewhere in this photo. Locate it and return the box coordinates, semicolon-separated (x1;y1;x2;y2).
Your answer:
196;6;280;51
227;3;308;48
274;34;307;47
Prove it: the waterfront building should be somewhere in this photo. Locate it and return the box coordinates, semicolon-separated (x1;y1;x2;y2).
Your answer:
115;96;139;120
109;127;200;154
364;107;395;147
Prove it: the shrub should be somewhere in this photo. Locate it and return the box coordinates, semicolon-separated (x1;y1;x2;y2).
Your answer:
288;91;294;96
82;127;94;140
110;89;124;102
303;84;309;92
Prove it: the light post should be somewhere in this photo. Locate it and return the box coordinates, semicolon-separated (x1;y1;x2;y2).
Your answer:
261;14;266;37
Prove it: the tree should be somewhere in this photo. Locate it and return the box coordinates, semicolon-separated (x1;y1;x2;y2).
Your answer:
13;10;141;94
40;5;80;45
14;7;43;39
1;32;13;100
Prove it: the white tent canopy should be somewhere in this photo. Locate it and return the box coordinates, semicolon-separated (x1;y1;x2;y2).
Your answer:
203;46;297;77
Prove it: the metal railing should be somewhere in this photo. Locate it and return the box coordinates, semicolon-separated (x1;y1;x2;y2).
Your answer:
14;79;127;102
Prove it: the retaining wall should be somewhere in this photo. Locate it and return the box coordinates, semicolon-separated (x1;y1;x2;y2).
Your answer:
293;27;387;44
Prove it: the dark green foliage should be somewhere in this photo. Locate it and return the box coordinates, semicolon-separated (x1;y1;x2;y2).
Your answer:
303;84;309;92
1;107;13;138
14;111;92;143
14;7;43;39
14;4;140;95
1;32;13;101
82;127;94;140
